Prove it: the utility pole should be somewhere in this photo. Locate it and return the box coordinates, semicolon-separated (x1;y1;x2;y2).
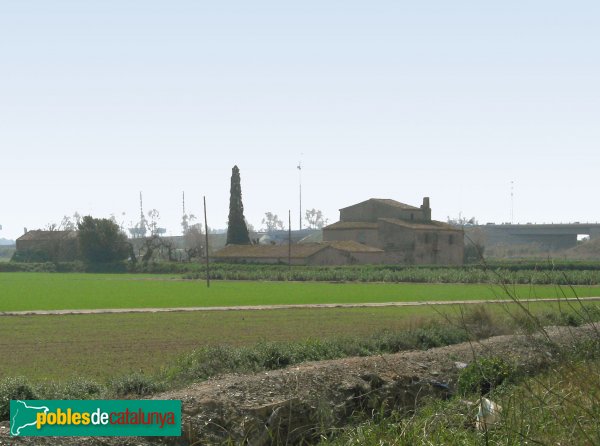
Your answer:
182;191;187;235
297;160;302;230
288;209;291;270
203;196;210;288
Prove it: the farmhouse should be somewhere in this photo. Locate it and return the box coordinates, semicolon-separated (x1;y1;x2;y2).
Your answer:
213;241;383;265
323;198;464;265
15;230;79;262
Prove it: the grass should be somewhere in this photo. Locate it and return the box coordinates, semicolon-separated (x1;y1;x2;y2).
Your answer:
1;272;600;311
1;301;596;382
2;297;600;438
2;308;599;440
319;358;600;445
0;322;476;420
0;306;444;380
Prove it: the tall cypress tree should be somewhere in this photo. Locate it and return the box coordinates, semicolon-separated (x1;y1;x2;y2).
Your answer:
226;165;251;245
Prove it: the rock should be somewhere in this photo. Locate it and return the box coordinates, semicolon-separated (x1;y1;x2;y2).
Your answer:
476;398;502;430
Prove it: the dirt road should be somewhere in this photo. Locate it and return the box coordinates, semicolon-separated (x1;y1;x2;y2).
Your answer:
1;296;599;316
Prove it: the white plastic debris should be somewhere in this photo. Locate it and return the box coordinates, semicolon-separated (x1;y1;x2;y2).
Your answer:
476;397;502;430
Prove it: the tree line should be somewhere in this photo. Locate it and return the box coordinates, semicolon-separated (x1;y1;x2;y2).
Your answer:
14;165;327;264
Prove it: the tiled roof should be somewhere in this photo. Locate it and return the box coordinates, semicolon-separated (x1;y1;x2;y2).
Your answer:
370;198;420;210
323;221;379;230
213;241;382;259
325;241;383;253
378;218;461;231
17;230;78;241
214;243;325;259
340;198;419;211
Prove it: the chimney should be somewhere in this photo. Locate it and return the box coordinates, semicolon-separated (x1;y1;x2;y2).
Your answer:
421;197;431;221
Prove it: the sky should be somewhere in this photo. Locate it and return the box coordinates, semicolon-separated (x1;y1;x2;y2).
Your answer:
1;1;599;240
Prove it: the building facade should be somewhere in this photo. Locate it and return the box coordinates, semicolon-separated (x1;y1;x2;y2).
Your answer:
323;198;464;265
15;230;79;262
213;241;384;266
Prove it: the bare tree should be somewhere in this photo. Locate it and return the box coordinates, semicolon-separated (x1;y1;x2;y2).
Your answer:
138;234;177;264
60;216;76;231
304;208;326;229
45;213;82;232
181;213;197;235
109;212;127;232
183;223;204;261
447;215;478;226
147;209;160;236
261;212;284;232
44;223;58;231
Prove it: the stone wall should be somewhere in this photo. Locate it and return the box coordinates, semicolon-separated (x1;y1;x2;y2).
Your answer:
322;227;379;246
378;220;463;265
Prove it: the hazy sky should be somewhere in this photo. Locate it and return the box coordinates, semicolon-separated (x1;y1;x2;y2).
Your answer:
1;1;599;240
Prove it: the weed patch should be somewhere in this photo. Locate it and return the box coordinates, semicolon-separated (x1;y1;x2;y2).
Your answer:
320;358;600;446
109;372;165;397
457;357;516;396
0;377;37;420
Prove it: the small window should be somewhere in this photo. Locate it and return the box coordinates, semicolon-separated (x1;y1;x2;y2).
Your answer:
424;233;430;243
449;235;454;245
410;213;414;220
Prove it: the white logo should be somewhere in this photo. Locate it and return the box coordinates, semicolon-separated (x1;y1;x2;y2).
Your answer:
10;400;49;436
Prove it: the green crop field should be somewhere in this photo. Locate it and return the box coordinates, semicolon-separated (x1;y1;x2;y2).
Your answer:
0;306;437;380
2;272;599;383
1;272;599;311
0;302;587;381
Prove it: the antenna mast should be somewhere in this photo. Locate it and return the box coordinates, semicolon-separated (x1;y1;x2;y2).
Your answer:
139;192;144;226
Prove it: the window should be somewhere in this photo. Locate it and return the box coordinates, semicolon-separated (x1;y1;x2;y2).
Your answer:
410;213;414;221
424;233;430;243
449;235;454;245
357;231;366;244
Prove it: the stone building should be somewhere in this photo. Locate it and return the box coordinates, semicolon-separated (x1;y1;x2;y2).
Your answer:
213;241;383;266
323;198;464;265
15;230;79;262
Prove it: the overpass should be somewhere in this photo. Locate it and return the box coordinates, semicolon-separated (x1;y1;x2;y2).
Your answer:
472;223;600;250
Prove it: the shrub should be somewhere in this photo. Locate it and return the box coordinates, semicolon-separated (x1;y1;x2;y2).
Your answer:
457;356;515;396
255;342;294;369
77;216;129;264
171;345;247;381
10;248;51;263
0;377;37;421
461;305;504;338
109;373;164;396
37;378;104;400
410;326;469;350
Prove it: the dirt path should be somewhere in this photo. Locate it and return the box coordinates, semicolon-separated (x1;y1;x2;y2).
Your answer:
1;296;599;316
2;323;598;445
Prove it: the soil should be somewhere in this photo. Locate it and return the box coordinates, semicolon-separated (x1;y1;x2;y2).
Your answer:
1;323;597;446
